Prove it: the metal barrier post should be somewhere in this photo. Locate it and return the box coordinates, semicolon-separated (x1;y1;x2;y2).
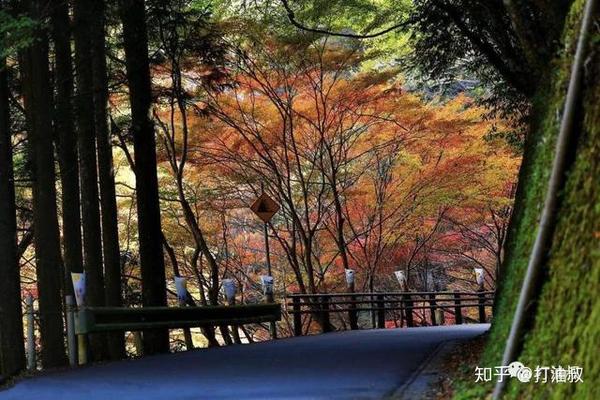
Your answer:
65;295;77;366
376;295;385;329
292;297;302;336
179;298;195;350
26;295;35;370
321;296;332;333
347;282;358;330
226;296;242;344
454;292;463;324
428;293;437;326
404;294;414;327
265;291;278;339
77;309;89;365
478;290;487;323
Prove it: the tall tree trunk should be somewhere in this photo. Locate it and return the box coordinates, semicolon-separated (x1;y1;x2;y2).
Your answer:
20;0;67;368
119;0;169;354
0;53;26;379
50;0;84;291
73;0;108;360
90;0;125;360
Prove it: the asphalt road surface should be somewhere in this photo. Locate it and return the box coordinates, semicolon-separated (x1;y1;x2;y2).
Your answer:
0;324;489;400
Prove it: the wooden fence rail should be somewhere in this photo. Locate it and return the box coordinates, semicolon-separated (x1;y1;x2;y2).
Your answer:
286;291;494;336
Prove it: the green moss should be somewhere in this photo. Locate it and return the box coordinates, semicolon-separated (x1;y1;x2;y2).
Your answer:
509;40;600;400
454;1;599;398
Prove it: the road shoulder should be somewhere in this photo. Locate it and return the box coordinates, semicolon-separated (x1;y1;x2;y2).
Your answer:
388;331;487;400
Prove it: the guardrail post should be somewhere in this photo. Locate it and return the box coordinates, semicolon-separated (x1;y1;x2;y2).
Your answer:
348;284;358;331
376;295;385;329
65;295;77;366
264;290;278;339
436;308;445;326
454;291;463;325
226;296;242;345
321;296;332;333
77;310;89;365
370;293;376;329
176;295;196;350
26;295;36;370
428;293;437;326
478;290;486;323
292;297;302;336
132;332;143;357
404;294;414;327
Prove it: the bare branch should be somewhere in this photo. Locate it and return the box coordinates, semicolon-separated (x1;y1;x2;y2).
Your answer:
280;0;411;39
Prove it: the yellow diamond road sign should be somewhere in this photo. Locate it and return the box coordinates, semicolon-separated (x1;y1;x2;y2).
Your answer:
250;193;280;223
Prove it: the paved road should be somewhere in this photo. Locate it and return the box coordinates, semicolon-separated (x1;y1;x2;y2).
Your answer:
0;324;488;400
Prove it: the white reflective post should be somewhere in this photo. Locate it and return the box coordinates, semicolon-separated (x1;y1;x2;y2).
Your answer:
174;276;188;304
394;270;407;290
65;295;77;366
71;272;88;365
25;295;35;370
222;279;236;304
344;269;355;286
345;269;358;330
474;268;485;289
260;275;276;339
260;275;274;296
222;278;242;344
174;276;194;350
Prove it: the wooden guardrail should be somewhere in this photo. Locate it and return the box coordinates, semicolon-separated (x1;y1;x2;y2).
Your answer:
286;291;494;336
75;303;281;334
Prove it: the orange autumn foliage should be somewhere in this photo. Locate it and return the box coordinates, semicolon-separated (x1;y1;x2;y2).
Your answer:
152;38;519;306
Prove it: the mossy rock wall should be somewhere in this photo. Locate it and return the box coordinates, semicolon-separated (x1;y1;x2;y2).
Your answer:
455;1;599;398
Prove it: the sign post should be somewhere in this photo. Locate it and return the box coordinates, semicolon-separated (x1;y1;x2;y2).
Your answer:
345;269;358;330
250;190;280;339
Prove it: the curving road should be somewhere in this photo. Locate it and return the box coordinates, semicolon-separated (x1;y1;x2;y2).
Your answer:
0;324;488;400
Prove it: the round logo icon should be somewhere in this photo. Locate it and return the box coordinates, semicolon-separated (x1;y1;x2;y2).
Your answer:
516;367;533;382
507;361;525;377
